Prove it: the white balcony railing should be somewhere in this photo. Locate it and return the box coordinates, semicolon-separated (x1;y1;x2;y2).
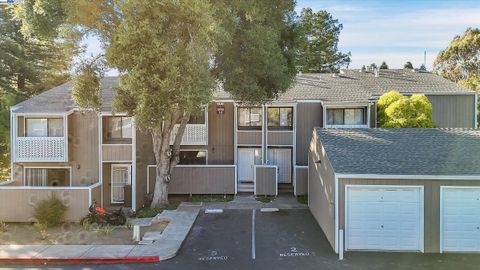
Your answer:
15;137;67;162
170;124;208;145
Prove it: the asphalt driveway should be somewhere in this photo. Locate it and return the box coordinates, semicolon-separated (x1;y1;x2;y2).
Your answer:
5;209;480;270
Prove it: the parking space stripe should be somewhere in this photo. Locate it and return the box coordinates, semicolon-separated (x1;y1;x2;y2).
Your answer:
252;209;256;260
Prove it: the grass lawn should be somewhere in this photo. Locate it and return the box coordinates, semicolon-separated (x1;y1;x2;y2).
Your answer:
135;201;181;218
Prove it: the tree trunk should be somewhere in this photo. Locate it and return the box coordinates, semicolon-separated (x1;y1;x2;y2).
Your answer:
150;111;190;208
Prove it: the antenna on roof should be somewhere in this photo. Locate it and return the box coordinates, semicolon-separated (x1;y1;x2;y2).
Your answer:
424;51;426;69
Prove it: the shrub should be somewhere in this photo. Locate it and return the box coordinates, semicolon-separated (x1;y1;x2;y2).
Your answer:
0;221;8;232
33;196;68;227
34;222;49;240
378;90;435;128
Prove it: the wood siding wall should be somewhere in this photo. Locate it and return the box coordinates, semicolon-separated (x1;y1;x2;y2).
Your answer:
102;145;132;162
370;103;377;128
237;131;262;145
207;102;235;164
308;131;336;250
135;129;156;209
0;188;90;222
267;131;293;146
338;178;480;253
69;112;99;185
294;166;308;196
166;166;235;194
296;103;323;165
255;166;277;196
427;95;475;128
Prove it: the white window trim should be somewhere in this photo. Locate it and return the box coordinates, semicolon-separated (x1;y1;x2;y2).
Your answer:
23;166;72;187
324;107;368;127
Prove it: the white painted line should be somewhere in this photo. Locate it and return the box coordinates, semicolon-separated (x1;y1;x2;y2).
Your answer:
252;209;256;260
205;209;223;214
260;208;279;213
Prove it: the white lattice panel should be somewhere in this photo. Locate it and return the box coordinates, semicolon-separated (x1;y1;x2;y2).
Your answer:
16;137;66;162
170;124;208;145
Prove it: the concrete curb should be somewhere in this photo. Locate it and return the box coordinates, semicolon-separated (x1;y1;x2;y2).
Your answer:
0;256;160;265
0;207;200;265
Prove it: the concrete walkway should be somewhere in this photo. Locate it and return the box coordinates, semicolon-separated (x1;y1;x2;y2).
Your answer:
0;205;200;263
201;194;308;210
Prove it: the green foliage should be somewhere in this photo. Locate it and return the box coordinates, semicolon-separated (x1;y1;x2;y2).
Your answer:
297;195;308;205
368;63;377;70
33;196;67;227
295;8;351;73
434;28;480;83
214;0;298;103
94;224;113;236
0;221;8;233
378;91;435;128
188;195;233;202
255;196;274;203
135;207;163;218
81;219;92;231
404;61;414;70
33;222;49;240
72;57;105;110
379;61;389;69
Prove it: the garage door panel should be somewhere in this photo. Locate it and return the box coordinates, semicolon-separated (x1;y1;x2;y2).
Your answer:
442;187;480;252
346;186;423;251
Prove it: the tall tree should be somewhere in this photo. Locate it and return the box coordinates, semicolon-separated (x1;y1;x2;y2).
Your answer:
296;8;350;73
404;61;414;70
18;0;298;207
379;61;389;69
434;28;480;91
0;6;76;180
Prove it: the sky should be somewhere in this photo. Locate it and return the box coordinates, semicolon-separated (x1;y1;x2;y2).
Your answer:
84;0;480;74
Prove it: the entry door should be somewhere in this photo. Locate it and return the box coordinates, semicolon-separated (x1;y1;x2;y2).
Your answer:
111;164;131;204
238;148;261;182
267;148;292;183
346;186;423;251
441;187;480;252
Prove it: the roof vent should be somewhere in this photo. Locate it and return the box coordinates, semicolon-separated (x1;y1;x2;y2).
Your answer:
374;68;379;78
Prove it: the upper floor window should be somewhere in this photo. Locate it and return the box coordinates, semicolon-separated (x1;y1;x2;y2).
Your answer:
268;107;293;130
105;116;132;142
238;107;262;130
326;108;366;126
178;150;207;165
179;110;206;125
25;118;63;137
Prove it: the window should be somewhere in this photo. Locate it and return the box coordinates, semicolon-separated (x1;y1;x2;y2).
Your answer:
326;108;366;126
25;168;70;186
25;118;64;137
105;117;132;141
178;150;207;165
268;107;293;130
238;107;262;130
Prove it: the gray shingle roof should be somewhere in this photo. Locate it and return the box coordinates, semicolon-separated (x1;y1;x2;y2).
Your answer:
316;128;480;176
12;69;473;113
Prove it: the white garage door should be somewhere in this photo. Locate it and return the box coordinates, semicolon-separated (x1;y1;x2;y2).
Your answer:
441;187;480;252
346;185;424;251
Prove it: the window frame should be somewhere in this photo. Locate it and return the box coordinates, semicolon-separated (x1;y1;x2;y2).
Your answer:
23;166;72;187
267;107;293;131
326;107;367;126
25;118;64;137
178;150;208;165
237;107;263;131
105;116;133;143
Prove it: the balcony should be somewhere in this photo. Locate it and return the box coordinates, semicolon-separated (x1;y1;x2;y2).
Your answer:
15;137;67;162
170;124;208;145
